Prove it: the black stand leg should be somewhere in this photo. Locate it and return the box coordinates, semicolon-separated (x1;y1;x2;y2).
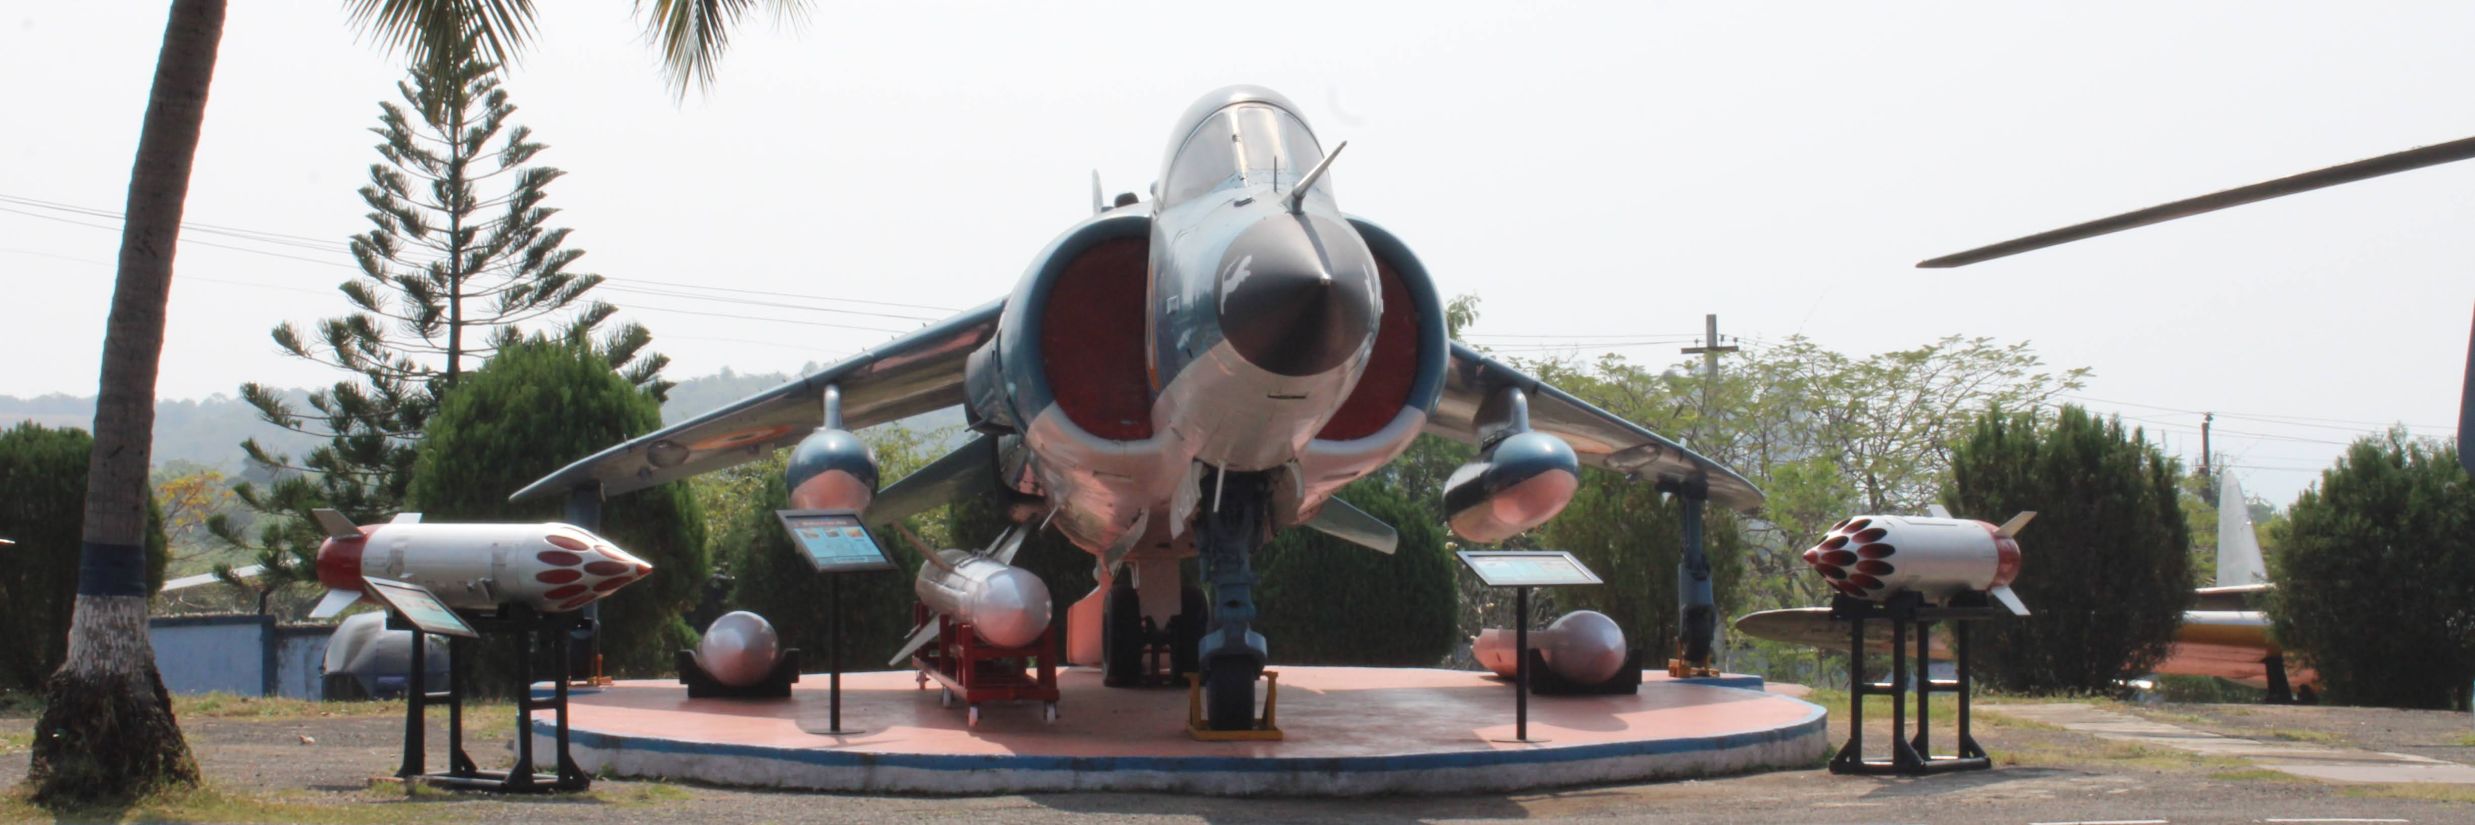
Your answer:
399;624;426;781
2264;654;2295;704
1911;619;1932;758
446;635;473;777
1516;586;1531;742
825;573;855;734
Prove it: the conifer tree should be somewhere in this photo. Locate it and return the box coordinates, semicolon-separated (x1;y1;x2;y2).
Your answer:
214;40;667;610
1947;405;2192;694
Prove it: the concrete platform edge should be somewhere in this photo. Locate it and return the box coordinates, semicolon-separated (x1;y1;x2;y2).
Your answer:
531;692;1829;797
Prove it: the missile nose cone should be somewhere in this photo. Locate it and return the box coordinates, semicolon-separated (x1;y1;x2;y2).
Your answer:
1217;215;1377;376
967;566;1053;649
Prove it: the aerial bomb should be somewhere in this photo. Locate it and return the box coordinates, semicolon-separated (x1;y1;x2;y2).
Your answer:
693;611;785;688
1473;609;1629;685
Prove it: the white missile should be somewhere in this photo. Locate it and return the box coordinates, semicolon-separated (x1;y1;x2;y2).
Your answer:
1473;609;1629;685
914;547;1052;649
693;611;785;688
1803;510;2033;615
307;508;652;618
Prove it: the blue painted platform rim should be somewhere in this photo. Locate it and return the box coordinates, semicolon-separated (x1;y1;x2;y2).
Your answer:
532;687;1826;778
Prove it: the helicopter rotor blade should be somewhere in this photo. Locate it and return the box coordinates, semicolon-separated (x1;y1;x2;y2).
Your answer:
1920;134;2475;268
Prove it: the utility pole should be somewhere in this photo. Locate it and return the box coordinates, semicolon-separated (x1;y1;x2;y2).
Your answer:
2200;412;2215;499
1679;314;1739;441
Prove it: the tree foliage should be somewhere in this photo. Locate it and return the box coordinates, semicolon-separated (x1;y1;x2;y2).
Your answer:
0;424;168;693
2271;431;2473;709
406;338;705;680
1947;405;2191;694
1254;476;1457;665
219;45;666;613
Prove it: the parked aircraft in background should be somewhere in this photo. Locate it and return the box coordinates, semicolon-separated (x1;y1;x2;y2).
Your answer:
2151;474;2316;699
513;86;1764;730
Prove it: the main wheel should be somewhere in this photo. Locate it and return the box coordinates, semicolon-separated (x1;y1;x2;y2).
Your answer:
1168;585;1206;680
1101;582;1146;686
1203;659;1261;731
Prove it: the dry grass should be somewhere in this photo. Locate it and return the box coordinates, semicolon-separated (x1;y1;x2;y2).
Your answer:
171;693;513;722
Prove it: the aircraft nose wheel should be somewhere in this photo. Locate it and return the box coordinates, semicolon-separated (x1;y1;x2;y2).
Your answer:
1203;661;1262;731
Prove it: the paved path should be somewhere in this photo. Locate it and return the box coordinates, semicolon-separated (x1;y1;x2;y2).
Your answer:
1987;702;2475;784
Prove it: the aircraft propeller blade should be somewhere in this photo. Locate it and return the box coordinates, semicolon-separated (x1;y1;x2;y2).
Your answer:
2461;301;2474;476
1919;134;2475;268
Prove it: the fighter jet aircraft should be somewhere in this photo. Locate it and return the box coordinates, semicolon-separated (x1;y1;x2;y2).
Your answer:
513;86;1764;730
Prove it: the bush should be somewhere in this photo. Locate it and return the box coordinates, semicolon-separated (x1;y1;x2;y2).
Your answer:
406;338;707;681
0;423;168;692
2271;433;2473;709
1946;405;2191;694
1254;476;1457;665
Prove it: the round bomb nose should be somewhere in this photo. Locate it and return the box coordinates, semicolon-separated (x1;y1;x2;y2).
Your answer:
1216;215;1377;377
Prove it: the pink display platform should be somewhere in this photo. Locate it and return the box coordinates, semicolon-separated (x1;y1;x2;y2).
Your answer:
532;667;1825;796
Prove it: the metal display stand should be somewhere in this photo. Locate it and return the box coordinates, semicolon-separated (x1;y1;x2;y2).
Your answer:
776;508;898;735
1828;592;2005;776
1458;550;1604;744
910;602;1061;726
391;604;590;793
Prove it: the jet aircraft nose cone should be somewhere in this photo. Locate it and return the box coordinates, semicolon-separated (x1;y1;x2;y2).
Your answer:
1216;214;1379;376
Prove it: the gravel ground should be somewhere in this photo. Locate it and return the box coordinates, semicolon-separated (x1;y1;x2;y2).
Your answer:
2126;701;2475;765
3;700;2471;823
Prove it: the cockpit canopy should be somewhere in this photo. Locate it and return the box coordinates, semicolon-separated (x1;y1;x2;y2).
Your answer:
1158;88;1326;208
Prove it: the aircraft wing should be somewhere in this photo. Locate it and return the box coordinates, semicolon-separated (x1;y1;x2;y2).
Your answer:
510;299;1004;502
1430;341;1764;512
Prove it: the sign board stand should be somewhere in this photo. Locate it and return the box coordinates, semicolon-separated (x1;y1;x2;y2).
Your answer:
372;578;589;793
776;508;899;736
1458;550;1605;744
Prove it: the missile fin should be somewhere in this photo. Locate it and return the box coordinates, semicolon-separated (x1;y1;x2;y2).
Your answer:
310;508;361;540
1994;511;2036;538
987;522;1031;566
1925;504;1952;519
1988;585;2030;616
1098;509;1152;573
390;512;422;525
1302;496;1398;554
309;588;364;619
887;618;943;666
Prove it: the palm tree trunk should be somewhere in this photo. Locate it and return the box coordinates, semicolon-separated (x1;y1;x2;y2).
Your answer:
27;0;224;804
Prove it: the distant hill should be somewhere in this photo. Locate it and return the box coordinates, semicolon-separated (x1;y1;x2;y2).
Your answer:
0;367;971;473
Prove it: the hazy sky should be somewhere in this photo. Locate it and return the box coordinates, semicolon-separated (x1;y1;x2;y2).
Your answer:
4;2;2468;507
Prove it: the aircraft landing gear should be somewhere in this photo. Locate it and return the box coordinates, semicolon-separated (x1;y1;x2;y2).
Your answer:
1101;571;1206;687
1196;470;1272;732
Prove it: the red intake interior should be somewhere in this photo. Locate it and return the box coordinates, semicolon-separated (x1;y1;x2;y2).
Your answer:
1317;255;1419;441
1041;236;1154;440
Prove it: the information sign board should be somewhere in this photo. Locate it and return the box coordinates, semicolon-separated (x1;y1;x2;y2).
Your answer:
362;577;479;638
1456;550;1604;588
775;509;899;573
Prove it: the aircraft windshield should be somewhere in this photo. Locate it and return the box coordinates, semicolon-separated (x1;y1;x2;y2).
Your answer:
1161;105;1324;206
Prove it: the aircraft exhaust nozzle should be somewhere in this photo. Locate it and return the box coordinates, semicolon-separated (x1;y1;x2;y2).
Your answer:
1216;214;1378;377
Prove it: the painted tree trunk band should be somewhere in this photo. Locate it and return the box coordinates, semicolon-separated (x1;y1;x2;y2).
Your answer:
77;541;150;597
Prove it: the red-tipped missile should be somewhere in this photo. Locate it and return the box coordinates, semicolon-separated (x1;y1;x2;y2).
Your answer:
1799;510;2032;615
307;508;652;618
